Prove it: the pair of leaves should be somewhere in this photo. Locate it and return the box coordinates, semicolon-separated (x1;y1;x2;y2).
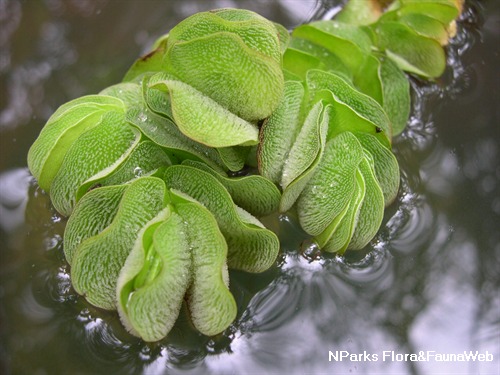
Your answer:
27;95;125;192
116;195;236;341
291;20;372;77
151;76;260;148
164;8;286;122
133;73;253;172
259;69;394;215
123;8;287;153
297;131;387;253
353;54;410;136
259;80;331;213
371;0;461;78
64;177;168;310
64;167;280;340
163;165;280;273
28;91;171;216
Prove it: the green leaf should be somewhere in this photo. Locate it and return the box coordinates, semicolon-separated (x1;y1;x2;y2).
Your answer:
287;37;352;81
297;131;364;236
216;146;249;172
122;36;168;82
353;54;384;105
165;32;284;121
100;82;143;108
354;132;400;206
117;208;192;342
321;168;366;253
167;10;282;63
97;140;171;188
70;177;168;310
27;95;124;191
152;79;259;147
377;56;411;135
281;102;325;189
280;102;330;212
50;111;140;216
283;48;324;80
142;73;174;121
376;21;446;78
307;69;392;146
314;202;350;249
354;54;410;136
398;13;449;44
258;80;305;184
335;0;383;25
348;154;385;250
292;21;372;75
175;198;237;337
163;165;279;273
125;105;225;172
182;160;281;217
63;185;127;265
273;21;291;54
397;0;461;25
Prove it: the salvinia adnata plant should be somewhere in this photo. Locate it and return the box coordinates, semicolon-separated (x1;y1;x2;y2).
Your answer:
27;1;463;341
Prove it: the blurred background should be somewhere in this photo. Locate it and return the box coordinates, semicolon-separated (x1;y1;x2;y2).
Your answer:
0;0;499;374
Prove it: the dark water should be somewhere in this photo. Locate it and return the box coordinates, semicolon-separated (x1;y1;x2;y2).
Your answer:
1;1;499;374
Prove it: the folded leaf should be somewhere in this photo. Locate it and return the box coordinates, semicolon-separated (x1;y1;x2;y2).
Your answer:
70;177;168;310
321;168;366;253
287;37;352;81
122;36;168;82
96;140;171;188
306;69;392;146
143;73;174;121
50;111;141;216
216;146;249;172
163;165;279;273
258;80;305;184
152;79;259;147
297;131;364;236
292;21;372;75
175;198;237;337
182;160;281;217
117;208;192;342
100;82;143;108
283;48;324;80
64;185;127;265
165;32;284;121
354;54;410;136
125;104;225;172
281;102;325;189
280;102;330;212
354;132;400;206
398;13;449;45
27;95;124;191
375;21;446;78
347;154;385;250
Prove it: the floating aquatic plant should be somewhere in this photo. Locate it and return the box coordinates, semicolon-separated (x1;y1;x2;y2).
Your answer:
27;0;462;341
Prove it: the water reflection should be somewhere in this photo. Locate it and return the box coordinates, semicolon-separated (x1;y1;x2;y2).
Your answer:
1;0;499;374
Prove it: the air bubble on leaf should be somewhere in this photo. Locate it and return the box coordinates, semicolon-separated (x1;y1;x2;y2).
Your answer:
138;112;148;122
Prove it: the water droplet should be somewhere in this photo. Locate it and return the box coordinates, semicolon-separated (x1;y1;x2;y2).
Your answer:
134;167;143;177
138;113;147;122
